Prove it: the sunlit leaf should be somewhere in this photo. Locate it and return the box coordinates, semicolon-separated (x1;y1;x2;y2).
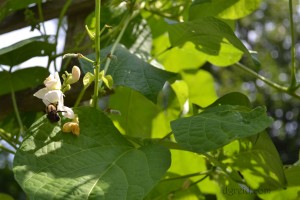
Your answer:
168;17;248;66
222;132;287;190
181;70;217;107
0;36;56;66
258;166;300;200
0;67;49;96
79;44;177;103
108;87;160;138
189;0;261;20
13;107;171;199
171;105;273;153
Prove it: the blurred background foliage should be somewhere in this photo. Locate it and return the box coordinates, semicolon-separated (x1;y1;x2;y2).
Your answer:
0;0;300;199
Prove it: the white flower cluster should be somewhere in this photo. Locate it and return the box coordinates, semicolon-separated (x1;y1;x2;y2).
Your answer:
34;72;75;119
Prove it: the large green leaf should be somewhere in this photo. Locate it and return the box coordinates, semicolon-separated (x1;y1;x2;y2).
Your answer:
108;87;160;138
13;107;171;199
168;17;248;66
222;132;287;191
79;44;177;103
189;0;261;20
170;105;273;153
0;67;49;96
181;70;217;107
0;36;56;66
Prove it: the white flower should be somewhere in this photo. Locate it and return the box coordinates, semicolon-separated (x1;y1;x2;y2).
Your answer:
44;72;61;90
34;72;75;119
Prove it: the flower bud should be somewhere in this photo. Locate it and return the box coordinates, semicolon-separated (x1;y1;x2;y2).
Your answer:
68;65;81;84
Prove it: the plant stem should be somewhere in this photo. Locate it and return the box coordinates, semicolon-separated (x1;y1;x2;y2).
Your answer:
288;0;297;89
0;145;16;154
37;0;47;35
98;13;132;89
10;82;24;141
0;131;18;150
93;0;101;108
161;170;212;182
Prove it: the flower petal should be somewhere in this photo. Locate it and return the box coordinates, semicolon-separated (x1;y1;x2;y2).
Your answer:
44;72;62;90
33;88;49;99
42;90;64;106
62;106;75;119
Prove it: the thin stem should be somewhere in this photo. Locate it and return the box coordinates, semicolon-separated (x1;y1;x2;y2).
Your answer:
37;0;47;35
289;0;297;89
98;14;132;89
10;83;24;141
161;170;212;182
233;62;300;99
0;145;16;154
74;87;87;107
0;131;18;150
93;0;101;108
51;0;73;71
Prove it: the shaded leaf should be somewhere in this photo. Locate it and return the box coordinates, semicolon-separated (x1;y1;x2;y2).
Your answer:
0;0;38;20
13;107;171;199
171;105;273;153
168;17;248;66
0;67;49;96
189;0;261;20
79;44;177;103
207;92;251;108
0;36;56;66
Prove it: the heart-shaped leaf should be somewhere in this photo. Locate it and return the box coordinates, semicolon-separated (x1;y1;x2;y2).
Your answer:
171;105;273;153
13;107;171;199
79;44;177;103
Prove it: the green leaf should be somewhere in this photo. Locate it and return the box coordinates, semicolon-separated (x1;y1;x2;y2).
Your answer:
189;0;261;20
0;0;39;20
207;92;251;108
168;17;248;66
222;132;287;191
108;87;160;138
171;105;273;153
13;107;171;199
0;36;56;66
181;70;218;107
258;166;300;199
0;193;14;200
83;72;95;88
145;172;203;200
0;67;49;96
79;44;177;103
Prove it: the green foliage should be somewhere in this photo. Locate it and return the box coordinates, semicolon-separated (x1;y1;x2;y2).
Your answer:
168;16;247;66
171;105;273;153
79;44;177;103
0;67;48;96
0;36;55;67
0;0;298;199
13;107;171;199
189;0;261;20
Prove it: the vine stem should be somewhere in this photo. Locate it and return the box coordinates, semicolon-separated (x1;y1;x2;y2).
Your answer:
93;0;101;108
98;13;132;89
10;81;24;141
233;62;300;99
288;0;297;89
